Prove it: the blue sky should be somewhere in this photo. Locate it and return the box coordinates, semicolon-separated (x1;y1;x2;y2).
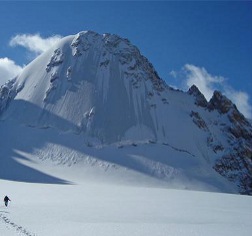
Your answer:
0;1;251;118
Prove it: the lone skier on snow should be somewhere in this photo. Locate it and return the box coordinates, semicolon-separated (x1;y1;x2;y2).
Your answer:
4;196;11;207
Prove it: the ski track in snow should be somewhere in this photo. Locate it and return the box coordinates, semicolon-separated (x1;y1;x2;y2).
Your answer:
0;213;36;236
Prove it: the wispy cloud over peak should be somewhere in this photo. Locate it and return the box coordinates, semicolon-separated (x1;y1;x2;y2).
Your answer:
9;33;63;55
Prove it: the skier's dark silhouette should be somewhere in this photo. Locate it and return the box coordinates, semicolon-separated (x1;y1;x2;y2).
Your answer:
4;196;11;207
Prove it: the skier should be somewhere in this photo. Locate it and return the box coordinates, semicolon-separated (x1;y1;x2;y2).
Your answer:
4;196;11;207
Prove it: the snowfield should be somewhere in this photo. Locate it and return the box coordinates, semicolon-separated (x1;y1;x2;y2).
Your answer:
0;122;251;236
0;177;251;236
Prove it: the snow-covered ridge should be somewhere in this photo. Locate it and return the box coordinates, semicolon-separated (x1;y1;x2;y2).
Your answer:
0;30;251;195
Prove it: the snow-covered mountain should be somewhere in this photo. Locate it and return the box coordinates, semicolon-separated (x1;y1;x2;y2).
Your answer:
0;31;251;195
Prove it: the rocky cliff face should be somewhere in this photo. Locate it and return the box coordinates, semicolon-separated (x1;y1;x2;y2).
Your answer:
208;91;252;194
189;86;252;194
188;85;208;107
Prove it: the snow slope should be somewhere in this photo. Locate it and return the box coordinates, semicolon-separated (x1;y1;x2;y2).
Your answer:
0;176;251;236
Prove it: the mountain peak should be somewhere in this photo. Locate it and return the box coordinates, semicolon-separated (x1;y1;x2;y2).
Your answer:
208;90;234;114
0;31;251;195
188;85;208;107
69;31;165;91
70;31;133;57
1;31;167;143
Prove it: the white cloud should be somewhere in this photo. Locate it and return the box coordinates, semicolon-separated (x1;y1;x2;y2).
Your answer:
170;64;252;119
0;57;23;85
9;33;62;55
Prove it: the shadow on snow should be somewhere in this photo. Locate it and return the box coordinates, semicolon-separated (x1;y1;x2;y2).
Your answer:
0;99;231;192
